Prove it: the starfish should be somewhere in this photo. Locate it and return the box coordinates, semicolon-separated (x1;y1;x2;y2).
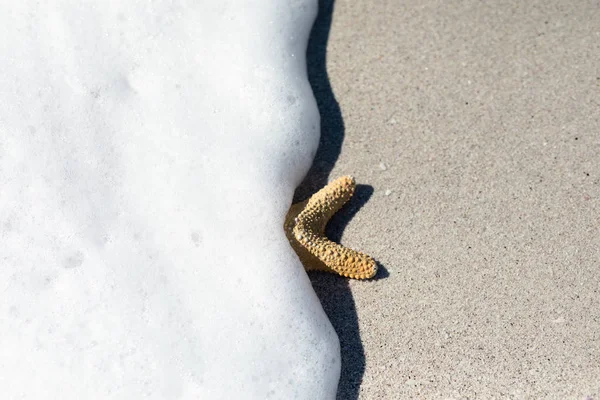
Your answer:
285;176;377;279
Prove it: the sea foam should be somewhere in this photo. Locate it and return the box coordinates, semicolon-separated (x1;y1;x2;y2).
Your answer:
0;1;341;398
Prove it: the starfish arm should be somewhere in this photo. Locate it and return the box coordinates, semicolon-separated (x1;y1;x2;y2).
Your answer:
289;176;378;279
285;200;334;273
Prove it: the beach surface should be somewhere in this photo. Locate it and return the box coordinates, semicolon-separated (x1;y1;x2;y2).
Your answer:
301;0;600;398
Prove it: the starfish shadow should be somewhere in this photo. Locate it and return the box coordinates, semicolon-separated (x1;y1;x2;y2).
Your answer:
327;184;390;280
327;184;372;242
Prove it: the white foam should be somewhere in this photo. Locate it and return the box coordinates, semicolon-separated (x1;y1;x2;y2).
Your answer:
0;1;341;398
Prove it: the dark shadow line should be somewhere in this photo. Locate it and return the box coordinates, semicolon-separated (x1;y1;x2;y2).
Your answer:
295;0;345;203
302;2;365;398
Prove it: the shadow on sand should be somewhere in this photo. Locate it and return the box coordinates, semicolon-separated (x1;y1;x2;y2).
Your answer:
297;2;387;398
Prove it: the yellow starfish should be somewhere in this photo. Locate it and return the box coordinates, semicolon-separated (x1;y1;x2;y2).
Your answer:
285;176;377;279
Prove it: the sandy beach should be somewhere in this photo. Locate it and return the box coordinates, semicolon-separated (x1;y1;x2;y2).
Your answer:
299;0;600;398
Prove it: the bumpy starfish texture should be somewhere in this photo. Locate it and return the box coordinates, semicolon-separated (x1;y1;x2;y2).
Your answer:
285;176;377;279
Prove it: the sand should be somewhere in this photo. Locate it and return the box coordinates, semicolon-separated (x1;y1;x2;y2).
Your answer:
298;0;600;398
